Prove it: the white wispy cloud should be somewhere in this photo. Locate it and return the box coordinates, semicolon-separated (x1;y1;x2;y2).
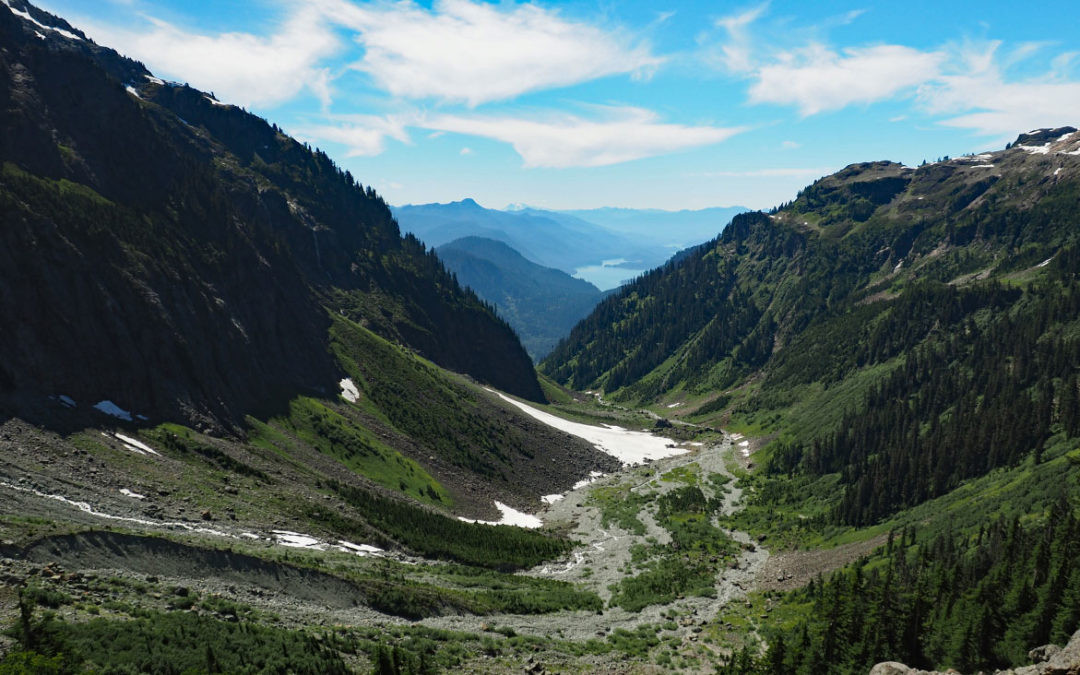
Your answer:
696;167;832;178
79;7;340;108
712;3;769;73
919;42;1080;136
294;114;411;157
423;107;745;168
321;0;662;106
749;44;945;115
77;0;660;110
710;7;1080;135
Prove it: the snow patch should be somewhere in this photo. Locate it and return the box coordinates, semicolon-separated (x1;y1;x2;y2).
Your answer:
1020;143;1052;155
459;501;543;529
339;378;359;403
125;85;141;99
666;402;683;409
541;493;564;504
144;75;165;85
204;95;230;107
971;164;995;168
336;540;384;556
94;400;133;421
114;433;160;456
893;260;904;274
0;481;233;537
489;390;686;465
119;488;146;500
1037;256;1055;268
50;394;77;408
272;530;326;550
1054;167;1063;175
240;532;261;540
572;471;605;491
1;0;82;39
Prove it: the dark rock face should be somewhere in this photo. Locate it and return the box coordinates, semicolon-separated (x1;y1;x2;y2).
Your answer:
0;1;542;428
1015;127;1078;146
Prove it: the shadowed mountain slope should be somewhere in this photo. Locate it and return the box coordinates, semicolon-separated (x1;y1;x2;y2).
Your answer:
436;236;607;361
0;0;542;432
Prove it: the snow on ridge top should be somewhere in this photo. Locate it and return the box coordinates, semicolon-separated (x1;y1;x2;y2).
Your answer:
1020;142;1053;154
1;0;82;40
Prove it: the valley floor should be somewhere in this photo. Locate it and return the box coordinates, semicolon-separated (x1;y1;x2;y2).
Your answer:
0;390;907;673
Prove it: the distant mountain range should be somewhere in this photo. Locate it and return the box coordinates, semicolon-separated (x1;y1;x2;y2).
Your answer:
391;199;746;289
436;237;608;361
391;198;643;274
544;205;749;248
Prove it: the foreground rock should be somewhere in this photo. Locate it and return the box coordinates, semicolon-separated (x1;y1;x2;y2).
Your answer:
870;629;1080;674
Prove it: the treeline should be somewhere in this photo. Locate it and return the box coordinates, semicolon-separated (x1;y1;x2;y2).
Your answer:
3;604;350;674
717;502;1080;674
328;480;571;570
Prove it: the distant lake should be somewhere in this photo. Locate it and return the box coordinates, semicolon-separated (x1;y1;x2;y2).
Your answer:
573;259;646;291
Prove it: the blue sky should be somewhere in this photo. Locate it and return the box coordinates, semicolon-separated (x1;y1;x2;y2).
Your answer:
36;0;1080;210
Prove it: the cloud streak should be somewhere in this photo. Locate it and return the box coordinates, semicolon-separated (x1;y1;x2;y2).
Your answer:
919;42;1080;136
326;0;661;106
294;115;411;157
749;44;945;115
77;0;661;110
710;7;1080;135
422;107;745;168
80;7;340;108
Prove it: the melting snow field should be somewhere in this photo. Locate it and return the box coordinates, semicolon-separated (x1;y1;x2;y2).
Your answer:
339;378;360;403
113;433;160;456
490;390;688;466
270;530;386;556
459;501;543;529
543;471;605;504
